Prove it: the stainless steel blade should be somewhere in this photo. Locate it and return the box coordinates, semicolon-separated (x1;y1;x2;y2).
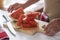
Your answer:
7;22;16;36
2;15;16;36
35;19;48;30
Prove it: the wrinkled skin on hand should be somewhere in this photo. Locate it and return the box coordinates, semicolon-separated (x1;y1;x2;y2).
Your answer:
8;3;23;12
7;0;39;12
45;18;60;36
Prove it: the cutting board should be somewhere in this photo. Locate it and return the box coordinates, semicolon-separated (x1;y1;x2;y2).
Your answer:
3;17;48;35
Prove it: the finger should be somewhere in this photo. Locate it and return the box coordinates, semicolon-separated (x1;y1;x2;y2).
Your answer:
45;25;53;34
8;5;14;12
47;29;56;36
8;3;20;12
45;21;53;31
45;28;51;34
7;6;11;12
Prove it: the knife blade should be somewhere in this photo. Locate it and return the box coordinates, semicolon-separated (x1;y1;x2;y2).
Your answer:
35;19;48;30
3;15;16;36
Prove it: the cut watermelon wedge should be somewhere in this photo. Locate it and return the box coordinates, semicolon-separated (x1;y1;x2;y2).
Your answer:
16;12;39;28
10;7;24;21
27;12;40;19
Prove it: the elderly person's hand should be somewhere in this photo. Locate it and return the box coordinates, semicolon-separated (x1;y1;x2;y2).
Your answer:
45;18;60;36
7;0;39;13
8;3;23;12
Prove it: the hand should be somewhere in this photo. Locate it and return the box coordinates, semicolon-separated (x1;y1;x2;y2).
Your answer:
7;0;39;13
7;3;23;12
45;18;60;36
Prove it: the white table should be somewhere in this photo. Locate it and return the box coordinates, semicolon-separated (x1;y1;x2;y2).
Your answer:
0;10;60;40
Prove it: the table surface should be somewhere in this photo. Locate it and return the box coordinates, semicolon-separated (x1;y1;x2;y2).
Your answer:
0;0;60;40
0;10;60;40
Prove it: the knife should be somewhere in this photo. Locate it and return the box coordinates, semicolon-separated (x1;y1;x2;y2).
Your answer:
35;19;48;31
3;15;16;36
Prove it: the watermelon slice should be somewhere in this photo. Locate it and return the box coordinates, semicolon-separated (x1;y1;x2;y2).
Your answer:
27;12;40;19
16;12;39;28
17;14;25;26
10;7;24;20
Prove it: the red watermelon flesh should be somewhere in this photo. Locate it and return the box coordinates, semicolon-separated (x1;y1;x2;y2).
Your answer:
27;12;40;19
11;7;24;20
17;14;25;26
17;16;37;28
29;21;37;27
16;12;39;28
